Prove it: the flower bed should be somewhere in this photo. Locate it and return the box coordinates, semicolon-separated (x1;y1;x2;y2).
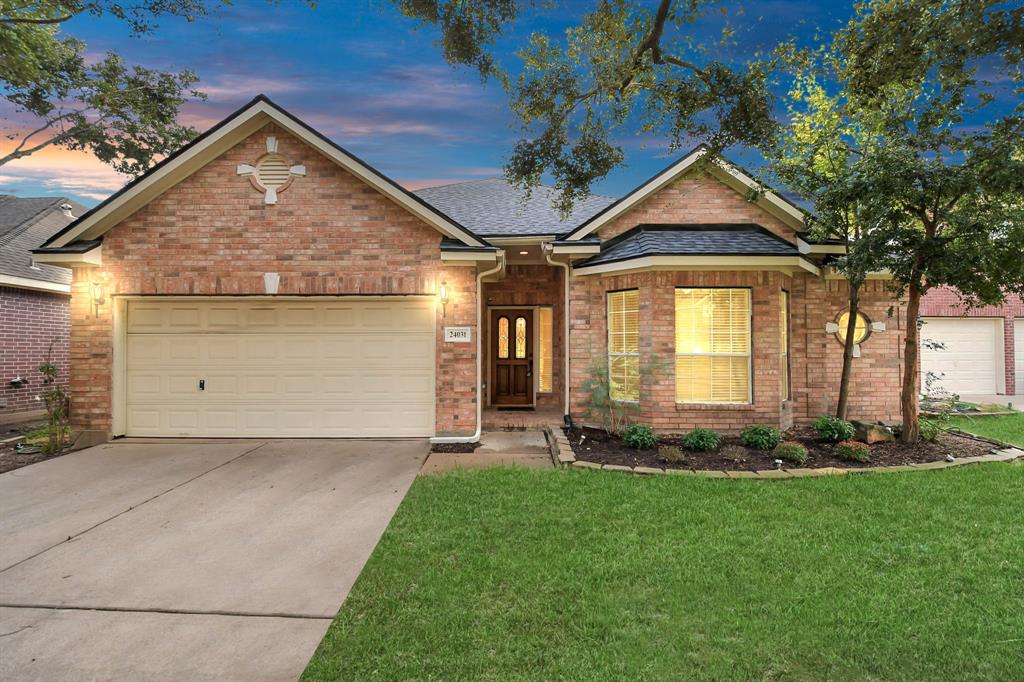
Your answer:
564;425;994;472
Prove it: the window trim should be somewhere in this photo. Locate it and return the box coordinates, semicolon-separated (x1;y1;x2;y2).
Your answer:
674;286;753;405
607;289;640;403
836;310;871;345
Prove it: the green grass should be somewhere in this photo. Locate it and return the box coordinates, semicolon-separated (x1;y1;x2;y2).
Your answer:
945;412;1024;447
303;465;1024;681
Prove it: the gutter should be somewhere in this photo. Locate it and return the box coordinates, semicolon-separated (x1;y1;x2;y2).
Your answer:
543;243;571;424
430;249;506;444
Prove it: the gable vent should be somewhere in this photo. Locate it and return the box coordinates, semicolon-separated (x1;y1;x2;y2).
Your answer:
256;154;291;188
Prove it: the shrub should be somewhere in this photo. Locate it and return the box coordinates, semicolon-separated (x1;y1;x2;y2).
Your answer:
658;445;685;463
682;428;721;451
835;440;870;462
623;423;658;449
920;419;941;442
773;441;808;465
741;424;781;450
721;444;748;461
813;415;856;442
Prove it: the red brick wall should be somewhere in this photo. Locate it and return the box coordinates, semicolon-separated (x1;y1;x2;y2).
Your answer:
482;264;564;409
921;286;1023;394
596;171;798;242
1;286;70;416
70;122;478;437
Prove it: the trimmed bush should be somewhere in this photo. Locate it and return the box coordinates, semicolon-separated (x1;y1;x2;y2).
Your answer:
773;441;808;465
623;423;658;449
813;415;856;442
682;428;721;451
835;440;870;462
741;424;781;450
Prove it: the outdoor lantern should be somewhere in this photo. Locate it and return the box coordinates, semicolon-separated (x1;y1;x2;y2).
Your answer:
438;281;451;317
90;280;106;317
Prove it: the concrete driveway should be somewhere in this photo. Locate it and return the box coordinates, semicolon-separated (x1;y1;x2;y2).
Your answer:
0;438;428;682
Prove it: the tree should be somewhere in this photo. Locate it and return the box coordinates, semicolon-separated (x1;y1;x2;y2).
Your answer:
834;0;1024;442
393;0;778;212
766;56;887;420
0;1;217;174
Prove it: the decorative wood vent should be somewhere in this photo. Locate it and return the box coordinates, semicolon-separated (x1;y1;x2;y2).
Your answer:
237;136;306;204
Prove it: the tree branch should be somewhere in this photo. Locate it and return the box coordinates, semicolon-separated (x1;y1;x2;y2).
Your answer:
0;14;74;25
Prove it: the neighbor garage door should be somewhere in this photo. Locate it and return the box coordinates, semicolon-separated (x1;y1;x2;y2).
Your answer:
1016;319;1023;391
920;317;1001;395
124;298;435;437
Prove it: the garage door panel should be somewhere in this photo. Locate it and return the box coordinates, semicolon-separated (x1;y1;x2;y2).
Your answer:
124;298;436;437
920;318;1000;394
1016;319;1023;390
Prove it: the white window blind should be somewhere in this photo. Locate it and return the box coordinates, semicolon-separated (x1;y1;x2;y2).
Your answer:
781;290;790;401
539;307;553;393
607;290;640;401
675;288;751;404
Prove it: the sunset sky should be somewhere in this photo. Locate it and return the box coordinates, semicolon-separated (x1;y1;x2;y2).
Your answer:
0;1;1010;207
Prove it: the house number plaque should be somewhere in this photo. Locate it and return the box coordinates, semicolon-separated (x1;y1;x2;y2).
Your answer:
444;327;472;343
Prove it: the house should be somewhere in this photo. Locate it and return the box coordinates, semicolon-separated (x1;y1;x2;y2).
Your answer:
34;96;907;445
1;195;84;421
919;287;1023;398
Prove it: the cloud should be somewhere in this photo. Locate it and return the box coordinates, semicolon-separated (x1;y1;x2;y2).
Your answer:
0;145;124;201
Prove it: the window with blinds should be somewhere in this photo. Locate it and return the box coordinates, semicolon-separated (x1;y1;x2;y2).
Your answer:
781;290;790;401
539;307;553;393
607;290;640;402
675;288;751;404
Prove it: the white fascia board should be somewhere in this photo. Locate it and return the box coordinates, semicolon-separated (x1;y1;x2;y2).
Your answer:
50;100;488;249
0;274;71;294
551;243;601;255
440;250;498;264
797;237;846;255
488;235;556;245
708;161;805;230
573;255;820;277
32;245;103;268
824;268;893;280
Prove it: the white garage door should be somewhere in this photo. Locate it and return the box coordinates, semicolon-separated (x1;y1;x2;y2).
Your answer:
920;317;1001;395
124;298;435;437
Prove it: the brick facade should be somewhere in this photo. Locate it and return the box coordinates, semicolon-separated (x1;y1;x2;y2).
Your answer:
1;286;70;416
920;286;1023;394
566;169;907;433
69;122;477;438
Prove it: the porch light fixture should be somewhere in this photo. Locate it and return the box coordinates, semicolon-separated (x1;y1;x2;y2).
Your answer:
90;280;106;318
519;250;529;255
438;281;451;317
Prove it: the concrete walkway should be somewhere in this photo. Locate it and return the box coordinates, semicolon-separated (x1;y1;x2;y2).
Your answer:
959;394;1024;411
421;429;554;474
0;438;427;682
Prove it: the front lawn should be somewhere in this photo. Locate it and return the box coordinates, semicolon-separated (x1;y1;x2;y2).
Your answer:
945;412;1024;447
303;465;1024;681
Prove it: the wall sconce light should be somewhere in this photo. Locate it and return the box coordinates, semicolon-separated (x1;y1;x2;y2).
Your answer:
438;281;450;317
90;280;106;317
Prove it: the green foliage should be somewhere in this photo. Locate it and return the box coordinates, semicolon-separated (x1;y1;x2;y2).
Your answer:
835;440;870;463
579;362;638;435
740;424;781;450
919;419;941;443
393;0;778;214
681;428;721;451
813;415;856;443
36;343;70;455
773;441;808;465
623;424;657;450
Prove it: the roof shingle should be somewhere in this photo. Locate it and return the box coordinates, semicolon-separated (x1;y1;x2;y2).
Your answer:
0;195;86;287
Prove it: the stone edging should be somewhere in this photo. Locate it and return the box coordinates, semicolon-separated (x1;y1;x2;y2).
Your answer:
544;425;1023;478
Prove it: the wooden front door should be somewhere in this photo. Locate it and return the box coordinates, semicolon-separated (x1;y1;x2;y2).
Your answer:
491;309;533;405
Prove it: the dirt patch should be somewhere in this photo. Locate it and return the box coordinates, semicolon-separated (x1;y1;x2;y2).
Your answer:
0;445;70;474
430;441;482;454
564;425;994;471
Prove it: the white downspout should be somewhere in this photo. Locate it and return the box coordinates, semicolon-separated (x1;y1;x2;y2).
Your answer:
431;250;506;444
544;244;571;422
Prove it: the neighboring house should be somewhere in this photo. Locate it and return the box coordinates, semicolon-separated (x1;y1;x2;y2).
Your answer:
34;96;907;444
1;195;84;420
919;287;1023;397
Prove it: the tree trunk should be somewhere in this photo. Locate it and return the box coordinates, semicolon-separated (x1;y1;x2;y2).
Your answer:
900;287;922;443
836;284;861;420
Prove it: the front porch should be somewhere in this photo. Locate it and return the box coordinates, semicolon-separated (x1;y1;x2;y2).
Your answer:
481;405;564;429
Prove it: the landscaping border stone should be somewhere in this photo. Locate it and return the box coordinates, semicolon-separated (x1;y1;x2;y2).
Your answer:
557;446;1023;479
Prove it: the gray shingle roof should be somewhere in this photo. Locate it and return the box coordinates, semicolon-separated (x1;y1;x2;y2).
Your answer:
0;195;86;287
414;178;616;237
577;224;799;267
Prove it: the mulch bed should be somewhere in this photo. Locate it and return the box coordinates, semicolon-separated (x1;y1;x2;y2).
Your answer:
0;445;70;474
430;441;482;454
564;426;995;472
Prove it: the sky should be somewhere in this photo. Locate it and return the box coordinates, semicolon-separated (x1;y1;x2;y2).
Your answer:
0;1;905;206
